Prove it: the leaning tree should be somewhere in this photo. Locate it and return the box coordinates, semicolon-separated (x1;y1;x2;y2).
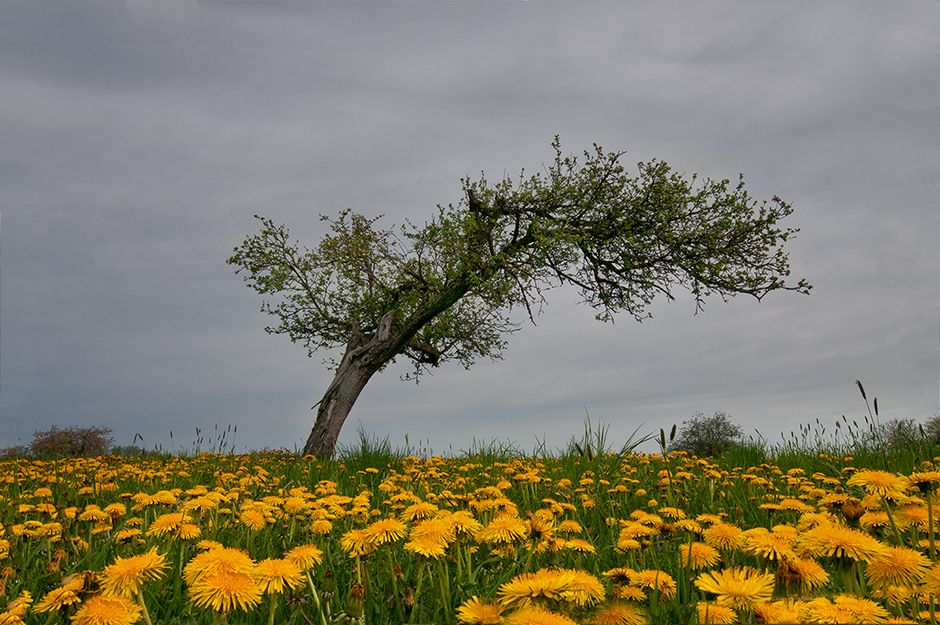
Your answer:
228;140;811;457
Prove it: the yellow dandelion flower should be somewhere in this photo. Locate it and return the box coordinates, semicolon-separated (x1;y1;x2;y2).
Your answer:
585;601;648;625
401;501;439;522
254;558;304;594
285;544;323;571
309;519;333;534
34;587;81;612
479;515;528;545
557;569;605;607
340;528;376;557
555;520;583;535
456;596;505;624
100;547;169;598
779;558;830;592
753;599;804;624
146;512;186;537
178;523;201;540
909;471;940;494
923;562;940;595
679;542;720;570
602;568;636;585
404;534;448;559
188;568;263;614
504;606;577;625
799;594;890;623
800;523;890;563
865;545;930;593
628;569;677;601
696;602;737;625
847;470;908;497
498;570;570;609
182;547;256;586
563;539;595;554
364;517;408;546
701;522;745;552
4;590;32;617
411;516;457;546
240;509;267;531
71;594;143;625
694;567;775;611
742;529;796;564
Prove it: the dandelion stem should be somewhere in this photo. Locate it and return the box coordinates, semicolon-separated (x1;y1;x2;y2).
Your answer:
137;589;153;625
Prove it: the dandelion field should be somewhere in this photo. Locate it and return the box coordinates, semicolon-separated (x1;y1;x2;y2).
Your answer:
4;428;940;625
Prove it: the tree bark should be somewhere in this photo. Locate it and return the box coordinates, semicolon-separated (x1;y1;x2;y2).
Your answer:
301;311;398;458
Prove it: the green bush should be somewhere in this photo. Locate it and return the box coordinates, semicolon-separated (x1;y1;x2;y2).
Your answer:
668;411;743;458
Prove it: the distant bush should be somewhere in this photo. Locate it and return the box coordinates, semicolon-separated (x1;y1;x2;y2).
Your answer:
110;444;151;458
30;425;114;458
668;411;743;458
0;445;29;460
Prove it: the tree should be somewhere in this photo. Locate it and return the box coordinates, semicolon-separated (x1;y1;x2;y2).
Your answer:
668;412;743;458
228;140;811;457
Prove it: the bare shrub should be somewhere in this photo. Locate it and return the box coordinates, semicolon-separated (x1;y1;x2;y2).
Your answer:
30;425;114;458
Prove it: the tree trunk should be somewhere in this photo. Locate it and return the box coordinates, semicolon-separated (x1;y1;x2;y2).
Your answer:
301;311;398;458
301;357;378;458
301;277;474;458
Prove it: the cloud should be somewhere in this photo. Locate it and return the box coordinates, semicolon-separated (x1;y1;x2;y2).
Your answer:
1;1;938;454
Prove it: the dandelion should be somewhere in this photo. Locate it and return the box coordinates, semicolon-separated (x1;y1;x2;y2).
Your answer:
909;471;940;494
401;501;439;522
182;547;256;586
628;569;677;601
847;470;908;497
800;523;890;564
255;558;304;625
456;596;505;624
4;591;31;618
742;529;796;564
558;569;605;607
498;570;570;609
585;601;648;625
479;515;527;545
404;534;448;559
504;606;578;625
450;510;484;539
285;544;323;571
696;602;737;625
864;545;930;593
71;594;143;625
340;528;376;557
777;558;830;593
411;516;457;545
255;558;304;594
34;586;81;612
145;512;186;537
100;547;169;598
753;599;804;624
694;567;775;611
679;542;720;570
188;568;263;614
364;517;408;546
240;508;267;531
701;522;745;552
563;538;596;554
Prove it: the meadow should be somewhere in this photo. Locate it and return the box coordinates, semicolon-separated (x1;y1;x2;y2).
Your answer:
3;418;940;625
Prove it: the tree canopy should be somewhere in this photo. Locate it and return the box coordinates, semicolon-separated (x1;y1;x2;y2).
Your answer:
228;140;811;457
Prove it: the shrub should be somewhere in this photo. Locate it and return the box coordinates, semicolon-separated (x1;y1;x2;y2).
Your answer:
668;411;743;458
30;425;114;458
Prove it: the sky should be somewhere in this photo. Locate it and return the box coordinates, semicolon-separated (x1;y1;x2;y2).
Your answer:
2;1;939;456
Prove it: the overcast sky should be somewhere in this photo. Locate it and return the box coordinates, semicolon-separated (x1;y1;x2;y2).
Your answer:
2;1;938;456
